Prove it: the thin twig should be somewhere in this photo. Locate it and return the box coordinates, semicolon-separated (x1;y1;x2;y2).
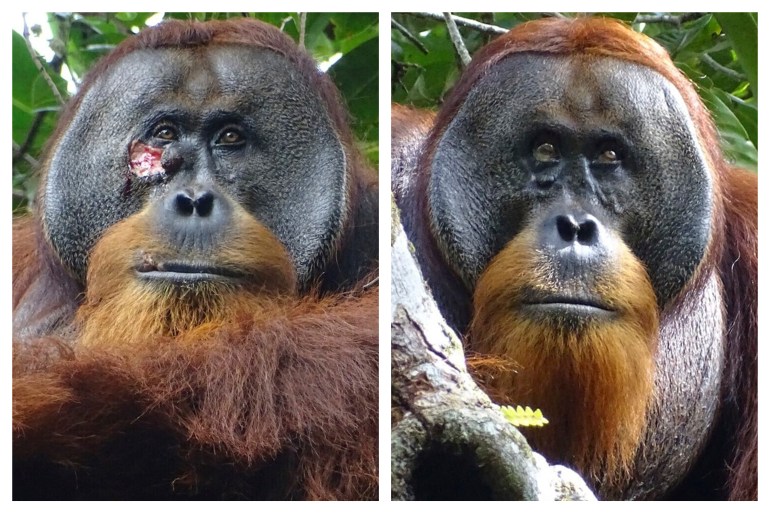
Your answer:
299;12;307;49
279;16;293;32
411;12;507;35
391;17;429;54
13;111;46;165
701;53;746;82
13;142;40;168
22;13;65;105
443;12;471;68
635;13;705;25
392;60;424;94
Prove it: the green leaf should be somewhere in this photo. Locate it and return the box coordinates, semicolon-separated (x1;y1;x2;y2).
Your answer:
699;87;758;171
12;29;67;209
328;36;378;153
715;13;758;98
643;14;717;59
12;31;65;109
731;96;758;148
302;13;335;60
329;13;378;54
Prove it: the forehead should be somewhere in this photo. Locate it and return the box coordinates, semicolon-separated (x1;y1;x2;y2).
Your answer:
92;45;302;108
465;52;690;130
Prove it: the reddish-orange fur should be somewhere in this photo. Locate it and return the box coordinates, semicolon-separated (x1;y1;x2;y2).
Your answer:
14;211;378;499
470;228;658;484
718;167;757;500
14;288;378;499
78;203;297;348
13;208;379;499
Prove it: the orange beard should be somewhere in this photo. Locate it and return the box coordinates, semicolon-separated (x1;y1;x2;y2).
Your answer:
76;207;297;350
469;229;658;485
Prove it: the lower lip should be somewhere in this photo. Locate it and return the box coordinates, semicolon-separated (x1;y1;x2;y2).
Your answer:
137;271;236;283
521;302;615;318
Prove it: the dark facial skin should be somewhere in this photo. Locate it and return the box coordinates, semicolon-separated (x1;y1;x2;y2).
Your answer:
428;53;712;308
42;45;346;287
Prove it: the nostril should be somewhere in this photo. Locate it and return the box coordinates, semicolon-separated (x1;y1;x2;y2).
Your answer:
556;215;580;242
174;192;195;216
577;218;598;244
194;191;214;217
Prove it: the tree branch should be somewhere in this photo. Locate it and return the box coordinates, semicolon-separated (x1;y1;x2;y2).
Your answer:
279;16;293;32
409;12;508;35
443;12;471;68
12;111;46;165
298;12;307;49
701;53;746;82
12;142;40;168
22;13;65;106
391;17;429;55
634;13;705;25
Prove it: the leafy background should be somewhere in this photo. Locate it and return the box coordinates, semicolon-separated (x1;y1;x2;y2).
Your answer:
12;12;379;212
392;12;757;172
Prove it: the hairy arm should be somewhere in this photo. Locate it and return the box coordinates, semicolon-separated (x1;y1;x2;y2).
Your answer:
13;288;379;500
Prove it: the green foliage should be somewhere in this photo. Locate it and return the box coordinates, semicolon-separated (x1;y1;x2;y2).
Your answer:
12;12;379;211
11;30;66;207
501;405;549;428
392;12;757;172
328;18;379;166
643;13;757;170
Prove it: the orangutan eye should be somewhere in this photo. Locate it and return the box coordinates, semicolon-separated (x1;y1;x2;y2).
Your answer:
217;129;244;145
153;125;177;141
597;148;620;164
533;141;559;163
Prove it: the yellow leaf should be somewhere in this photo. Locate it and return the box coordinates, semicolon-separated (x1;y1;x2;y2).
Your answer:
500;404;549;428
